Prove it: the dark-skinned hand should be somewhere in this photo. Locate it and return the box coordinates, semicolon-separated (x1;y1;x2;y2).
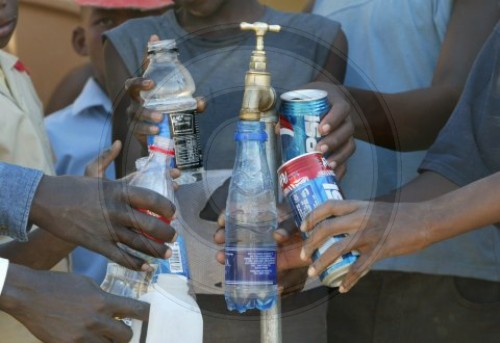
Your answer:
300;199;431;293
214;203;311;296
29;174;178;271
0;264;149;343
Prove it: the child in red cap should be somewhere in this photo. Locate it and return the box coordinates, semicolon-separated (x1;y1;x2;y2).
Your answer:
44;0;173;287
0;0;173;342
46;0;174;113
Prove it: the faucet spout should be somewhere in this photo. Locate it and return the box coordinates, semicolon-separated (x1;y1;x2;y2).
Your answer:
239;22;281;121
239;73;276;121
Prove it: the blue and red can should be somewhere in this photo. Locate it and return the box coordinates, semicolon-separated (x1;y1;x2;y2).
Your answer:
278;152;358;288
279;89;331;163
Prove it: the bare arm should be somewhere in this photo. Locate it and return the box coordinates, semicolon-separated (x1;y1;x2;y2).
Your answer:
0;263;149;342
351;0;500;150
0;142;123;270
103;40;145;179
0;230;74;270
427;171;500;243
45;63;94;115
28;174;176;270
301;171;500;292
300;29;355;178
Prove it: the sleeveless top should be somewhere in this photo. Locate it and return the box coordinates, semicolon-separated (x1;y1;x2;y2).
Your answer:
105;8;342;293
314;2;500;282
106;7;342;170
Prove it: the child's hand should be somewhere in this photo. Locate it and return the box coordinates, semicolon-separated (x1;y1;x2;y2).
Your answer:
84;140;122;178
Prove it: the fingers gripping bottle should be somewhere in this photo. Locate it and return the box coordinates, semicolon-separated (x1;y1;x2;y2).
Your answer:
224;121;278;313
128;135;190;280
141;39;204;185
101;135;190;293
127;135;203;342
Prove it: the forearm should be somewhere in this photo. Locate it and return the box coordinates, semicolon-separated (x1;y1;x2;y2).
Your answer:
103;40;140;178
0;230;75;270
350;0;499;151
349;85;460;151
426;172;500;244
0;263;31;314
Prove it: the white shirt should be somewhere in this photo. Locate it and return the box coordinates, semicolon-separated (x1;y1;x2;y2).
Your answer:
0;258;8;295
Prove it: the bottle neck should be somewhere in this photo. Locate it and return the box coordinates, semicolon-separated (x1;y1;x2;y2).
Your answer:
234;121;268;159
149;50;178;64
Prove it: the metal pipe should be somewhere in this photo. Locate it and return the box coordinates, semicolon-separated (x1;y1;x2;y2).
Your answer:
261;109;282;343
239;22;282;343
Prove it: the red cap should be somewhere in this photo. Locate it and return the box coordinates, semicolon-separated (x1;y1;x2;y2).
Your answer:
74;0;173;9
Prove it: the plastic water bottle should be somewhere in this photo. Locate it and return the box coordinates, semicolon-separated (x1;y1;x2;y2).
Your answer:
101;133;190;282
125;136;202;341
100;263;155;299
141;39;204;185
224;121;278;313
127;135;190;280
100;263;156;326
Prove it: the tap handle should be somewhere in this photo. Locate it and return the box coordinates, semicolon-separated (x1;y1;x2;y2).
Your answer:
240;22;281;52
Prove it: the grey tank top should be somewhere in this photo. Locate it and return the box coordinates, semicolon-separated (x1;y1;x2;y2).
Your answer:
105;7;341;170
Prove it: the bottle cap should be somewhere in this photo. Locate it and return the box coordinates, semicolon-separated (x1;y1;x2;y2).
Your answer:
234;121;268;142
147;39;178;54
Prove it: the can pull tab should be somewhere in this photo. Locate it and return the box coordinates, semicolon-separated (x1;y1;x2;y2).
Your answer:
240;22;281;53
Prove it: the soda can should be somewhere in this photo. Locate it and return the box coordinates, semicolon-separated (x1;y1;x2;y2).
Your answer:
277;152;358;288
279;89;331;163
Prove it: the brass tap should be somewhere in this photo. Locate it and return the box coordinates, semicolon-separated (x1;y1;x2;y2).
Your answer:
239;22;281;121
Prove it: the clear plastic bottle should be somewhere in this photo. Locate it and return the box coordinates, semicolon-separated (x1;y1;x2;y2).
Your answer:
224;121;278;313
100;263;156;326
123;136;200;340
100;263;154;299
101;134;190;301
127;135;191;280
141;39;204;185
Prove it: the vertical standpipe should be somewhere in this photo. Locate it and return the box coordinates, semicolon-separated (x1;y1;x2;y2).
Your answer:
239;21;282;343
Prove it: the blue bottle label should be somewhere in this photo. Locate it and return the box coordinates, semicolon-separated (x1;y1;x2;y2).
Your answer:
147;115;171;147
225;247;277;285
154;234;190;279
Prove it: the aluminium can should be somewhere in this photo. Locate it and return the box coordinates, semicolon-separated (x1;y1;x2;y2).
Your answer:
277;152;358;288
279;89;331;163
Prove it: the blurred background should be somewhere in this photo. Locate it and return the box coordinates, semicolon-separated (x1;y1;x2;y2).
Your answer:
7;0;310;111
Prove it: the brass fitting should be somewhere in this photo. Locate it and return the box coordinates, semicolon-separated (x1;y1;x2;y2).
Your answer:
239;22;281;121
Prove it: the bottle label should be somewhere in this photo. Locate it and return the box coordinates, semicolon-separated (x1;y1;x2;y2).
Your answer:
155;235;190;279
136;210;190;279
169;112;203;169
225;247;277;285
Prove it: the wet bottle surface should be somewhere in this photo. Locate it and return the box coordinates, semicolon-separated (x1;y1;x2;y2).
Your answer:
100;263;155;326
101;134;190;306
141;39;204;185
128;136;191;280
225;121;278;313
